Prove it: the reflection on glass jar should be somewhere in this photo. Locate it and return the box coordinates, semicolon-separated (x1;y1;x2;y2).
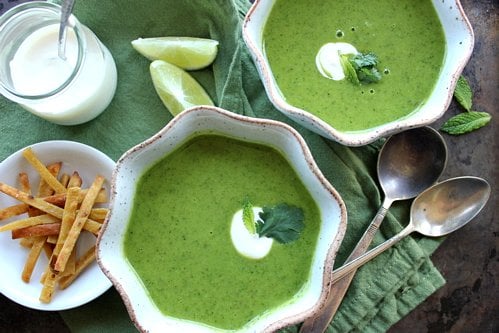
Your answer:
0;1;117;125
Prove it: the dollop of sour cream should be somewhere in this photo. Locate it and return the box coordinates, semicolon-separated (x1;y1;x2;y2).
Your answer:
230;207;273;260
315;42;358;80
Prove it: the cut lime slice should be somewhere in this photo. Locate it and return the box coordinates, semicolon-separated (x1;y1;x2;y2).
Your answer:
150;60;214;116
132;37;219;70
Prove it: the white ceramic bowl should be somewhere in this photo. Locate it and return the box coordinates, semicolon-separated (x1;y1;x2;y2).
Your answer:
97;106;347;332
0;140;114;310
242;0;474;146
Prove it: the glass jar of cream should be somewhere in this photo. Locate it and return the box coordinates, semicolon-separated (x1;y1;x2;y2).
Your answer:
0;1;117;125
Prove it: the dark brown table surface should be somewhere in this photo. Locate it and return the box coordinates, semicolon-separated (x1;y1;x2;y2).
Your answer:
0;0;497;332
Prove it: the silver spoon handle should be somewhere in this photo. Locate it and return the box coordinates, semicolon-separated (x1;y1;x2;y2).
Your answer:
332;224;414;283
299;198;392;333
58;0;77;60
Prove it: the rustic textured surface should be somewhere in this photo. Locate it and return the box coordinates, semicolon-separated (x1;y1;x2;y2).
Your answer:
0;0;496;332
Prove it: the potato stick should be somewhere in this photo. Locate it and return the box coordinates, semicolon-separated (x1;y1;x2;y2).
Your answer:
61;247;76;277
12;223;61;239
39;267;58;303
43;242;54;259
28;162;60;217
43;188;107;207
88;208;109;222
22;148;66;194
18;172;31;194
0;203;29;221
38;162;62;198
19;237;33;248
54;176;104;272
59;173;70;188
67;171;82;188
53;187;79;256
46;235;58;244
0;214;59;232
0;182;64;217
0;182;100;234
21;236;46;283
59;245;96;289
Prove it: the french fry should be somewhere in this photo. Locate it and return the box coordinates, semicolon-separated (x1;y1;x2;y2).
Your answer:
12;223;61;239
54;176;104;272
46;235;58;244
43;188;107;207
61;247;76;277
0;203;29;221
19;237;33;248
37;162;62;197
0;183;101;234
59;173;70;188
67;171;82;188
19;172;31;194
59;245;96;289
88;208;109;222
39;267;58;303
21;236;46;283
22;148;66;194
53;187;79;257
0;214;59;232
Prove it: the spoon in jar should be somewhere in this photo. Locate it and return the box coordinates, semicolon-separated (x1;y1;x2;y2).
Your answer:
331;176;490;283
300;126;447;333
58;0;77;60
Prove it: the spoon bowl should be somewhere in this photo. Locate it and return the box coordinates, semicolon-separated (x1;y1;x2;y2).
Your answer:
332;176;491;283
379;126;448;201
411;176;490;237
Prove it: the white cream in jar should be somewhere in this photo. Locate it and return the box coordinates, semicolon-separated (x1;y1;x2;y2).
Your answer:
0;2;117;125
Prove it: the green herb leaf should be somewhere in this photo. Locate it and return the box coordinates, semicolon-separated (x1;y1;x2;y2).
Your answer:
256;203;304;244
242;198;256;234
440;111;491;135
349;52;379;69
343;52;382;85
453;75;473;111
340;54;359;85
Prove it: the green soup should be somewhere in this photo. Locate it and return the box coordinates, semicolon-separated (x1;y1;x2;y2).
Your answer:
124;134;321;330
263;0;446;131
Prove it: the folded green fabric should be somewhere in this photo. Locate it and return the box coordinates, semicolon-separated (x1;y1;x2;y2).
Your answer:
0;0;445;332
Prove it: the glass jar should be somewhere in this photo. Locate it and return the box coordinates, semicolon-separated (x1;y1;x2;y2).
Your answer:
0;1;117;125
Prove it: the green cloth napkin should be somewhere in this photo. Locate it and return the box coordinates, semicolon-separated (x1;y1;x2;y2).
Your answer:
0;0;446;332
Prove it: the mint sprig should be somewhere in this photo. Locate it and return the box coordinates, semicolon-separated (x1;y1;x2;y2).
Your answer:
341;52;382;85
256;203;304;244
453;76;473;111
440;75;491;135
440;111;491;135
242;198;256;235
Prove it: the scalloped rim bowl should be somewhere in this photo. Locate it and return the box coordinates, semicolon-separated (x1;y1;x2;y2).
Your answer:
97;106;347;332
242;0;474;146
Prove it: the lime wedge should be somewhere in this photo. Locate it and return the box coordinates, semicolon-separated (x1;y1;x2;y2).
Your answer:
150;60;214;116
132;37;219;70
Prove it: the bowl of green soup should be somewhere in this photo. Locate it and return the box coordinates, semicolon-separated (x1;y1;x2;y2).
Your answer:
243;0;474;146
97;106;347;332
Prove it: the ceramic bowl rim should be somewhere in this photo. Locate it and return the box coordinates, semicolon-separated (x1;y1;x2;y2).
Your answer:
242;0;475;146
96;106;348;332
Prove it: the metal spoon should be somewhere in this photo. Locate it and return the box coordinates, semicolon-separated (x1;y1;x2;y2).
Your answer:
331;176;490;283
58;0;77;60
300;126;447;333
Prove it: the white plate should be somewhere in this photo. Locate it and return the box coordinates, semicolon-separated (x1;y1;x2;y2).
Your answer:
0;140;115;310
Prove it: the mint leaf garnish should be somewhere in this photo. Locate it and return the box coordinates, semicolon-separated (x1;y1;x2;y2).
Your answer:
453;75;473;111
340;54;359;85
344;52;382;85
256;203;304;244
440;111;491;135
242;198;256;235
